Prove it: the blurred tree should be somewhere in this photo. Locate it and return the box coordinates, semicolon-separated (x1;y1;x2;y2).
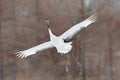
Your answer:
12;0;17;80
0;1;4;80
107;21;113;80
78;0;86;80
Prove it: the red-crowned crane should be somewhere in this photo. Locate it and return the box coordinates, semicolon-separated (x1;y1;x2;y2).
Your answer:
15;14;97;58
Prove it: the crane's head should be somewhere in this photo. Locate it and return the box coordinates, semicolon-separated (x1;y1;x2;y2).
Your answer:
45;17;50;28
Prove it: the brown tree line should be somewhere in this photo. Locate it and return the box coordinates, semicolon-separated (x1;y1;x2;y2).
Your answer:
0;0;120;80
0;0;4;79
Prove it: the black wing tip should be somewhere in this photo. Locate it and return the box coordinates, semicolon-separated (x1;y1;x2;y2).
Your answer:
63;38;72;43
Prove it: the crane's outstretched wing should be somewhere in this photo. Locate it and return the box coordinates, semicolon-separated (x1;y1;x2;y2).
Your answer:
15;41;53;58
60;14;97;42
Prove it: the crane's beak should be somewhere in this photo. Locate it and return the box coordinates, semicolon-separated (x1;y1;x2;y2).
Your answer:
45;17;50;28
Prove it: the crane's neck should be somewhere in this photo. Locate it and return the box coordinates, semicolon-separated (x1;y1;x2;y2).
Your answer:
48;28;55;37
45;19;56;40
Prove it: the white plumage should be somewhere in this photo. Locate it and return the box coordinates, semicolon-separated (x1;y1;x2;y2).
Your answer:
16;41;53;58
15;14;97;58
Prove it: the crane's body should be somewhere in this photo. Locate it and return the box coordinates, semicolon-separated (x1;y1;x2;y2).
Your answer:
16;14;97;58
50;36;72;54
47;19;72;54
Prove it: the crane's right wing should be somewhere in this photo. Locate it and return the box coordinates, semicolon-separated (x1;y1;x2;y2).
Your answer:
15;41;53;58
60;14;97;42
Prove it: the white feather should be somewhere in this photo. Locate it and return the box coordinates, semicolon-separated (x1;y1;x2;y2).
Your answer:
15;41;53;58
60;14;97;40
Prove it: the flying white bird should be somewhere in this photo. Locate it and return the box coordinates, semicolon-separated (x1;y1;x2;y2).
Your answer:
15;14;97;58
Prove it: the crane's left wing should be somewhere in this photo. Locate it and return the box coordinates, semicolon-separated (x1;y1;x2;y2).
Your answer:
60;14;97;42
15;41;53;58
